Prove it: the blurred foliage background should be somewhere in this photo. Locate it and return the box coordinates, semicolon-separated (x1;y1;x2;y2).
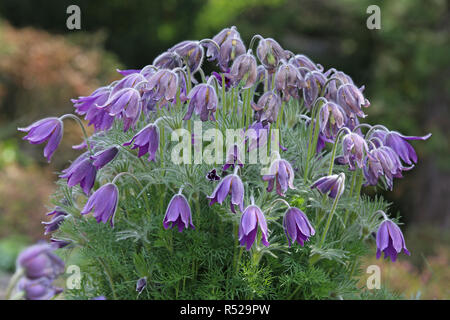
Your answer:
0;0;448;298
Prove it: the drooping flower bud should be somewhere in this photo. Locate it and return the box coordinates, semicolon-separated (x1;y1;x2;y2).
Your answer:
170;40;204;73
17;243;65;280
183;83;218;121
230;50;257;89
123;123;159;162
60;153;96;195
310;173;345;199
238;204;269;250
342;132;370;170
81;183;119;227
303;71;327;109
283;207;315;247
208;172;245;213
218;37;246;71
319;101;347;140
376;218;410;262
289;54;323;77
252;91;281;123
163;193;195;232
206;26;241;62
262;157;296;197
337;83;370;118
256;38;286;71
275;62;304;101
153;51;183;70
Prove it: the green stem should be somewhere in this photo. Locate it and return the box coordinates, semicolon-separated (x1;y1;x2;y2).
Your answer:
343;170;357;226
319;181;344;248
5;268;24;300
59;114;93;155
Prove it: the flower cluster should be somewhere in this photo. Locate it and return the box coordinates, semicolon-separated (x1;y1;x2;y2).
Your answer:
7;243;65;300
17;26;432;299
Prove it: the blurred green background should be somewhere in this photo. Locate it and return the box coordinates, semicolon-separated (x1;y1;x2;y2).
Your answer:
0;0;448;299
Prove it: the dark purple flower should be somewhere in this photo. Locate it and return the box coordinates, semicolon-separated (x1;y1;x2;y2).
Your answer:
336;83;370;118
60;153;97;195
263;158;296;197
230;51;257;89
311;173;345;199
238;204;269;250
223;144;244;171
81;183;119;227
123;123;159;161
303;71;327;109
18;117;63;162
91;146;119;170
170;40;204;73
376;219;410;262
183;84;218;121
256;37;286;71
136;277;147;294
252;91;281;123
275;62;304;101
17;243;65;280
218;37;246;71
207;173;245;213
342;132;370;170
383;131;432;165
18;277;63;300
319;101;347;140
283;207;315;247
206;168;221;181
323;69;353;101
163;193;195;232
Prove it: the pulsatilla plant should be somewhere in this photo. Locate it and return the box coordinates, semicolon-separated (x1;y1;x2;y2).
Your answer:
16;26;430;300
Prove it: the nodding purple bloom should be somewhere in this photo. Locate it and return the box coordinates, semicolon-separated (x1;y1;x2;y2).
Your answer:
206;26;241;62
218;37;246;71
207;173;245;213
252;91;281;123
319;101;347;140
123;123;159;161
72;86;111;116
18;277;63;300
170;40;204;73
275;62;304;101
42;207;68;235
136;277;147;294
91;146;119;170
342;132;370;170
263;158;296;197
223;144;244;171
147;69;179;103
289;54;324;77
60;153;96;195
311;173;345;199
256;37;286;71
17;243;65;280
364;146;412;190
283;207;315;247
163;193;195;232
212;70;232;90
383;131;432;165
303;71;327;109
337;83;370;118
183;84;218;121
238;204;269;250
230;51;257;89
18;117;64;162
153;51;183;70
98;87;142;132
81;183;119;227
376;219;410;262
